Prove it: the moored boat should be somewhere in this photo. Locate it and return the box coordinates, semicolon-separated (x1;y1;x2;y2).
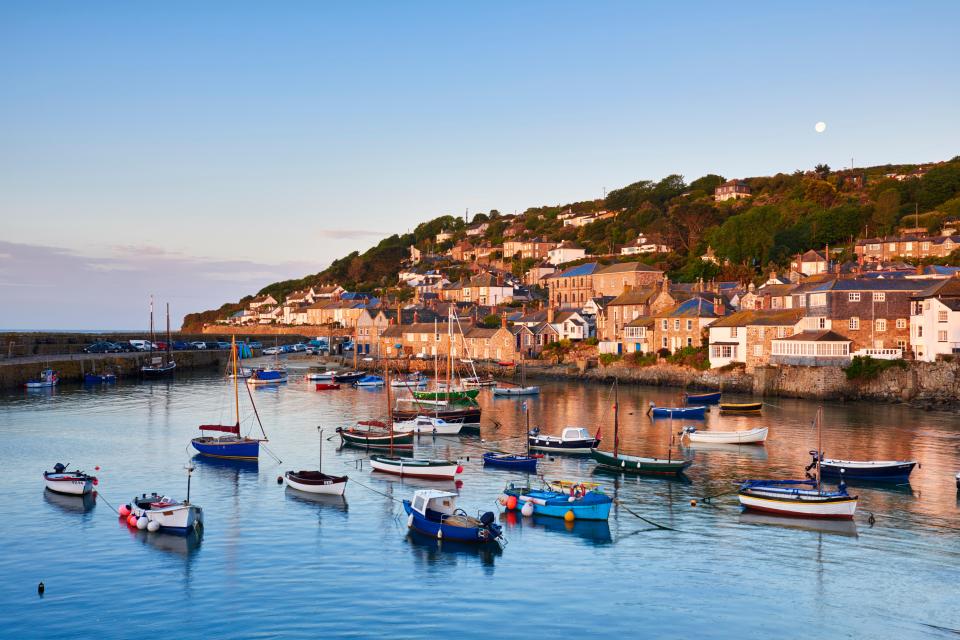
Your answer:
25;369;58;389
141;298;177;377
247;367;288;385
125;465;203;534
501;482;612;521
43;463;97;495
337;422;415;449
83;372;116;384
492;385;540;396
392;404;482;424
332;371;364;384
306;371;335;382
482;453;538;472
370;455;463;480
807;452;916;482
648;403;706;419
412;388;480;401
462;376;496;388
392;415;463;435
403;490;503;544
528;426;600;455
354;374;385;387
315;382;341;390
680;426;768;445
683;391;721;405
284;429;348;496
391;373;428;388
719;402;763;414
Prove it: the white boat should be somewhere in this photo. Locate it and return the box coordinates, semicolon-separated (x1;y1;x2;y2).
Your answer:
528;426;600;454
463;376;497;388
355;375;385;387
492;385;540;396
228;367;252;379
737;482;858;519
392;416;463;435
306;371;335;381
25;369;58;389
284;428;348;495
391;374;428;388
680;426;768;444
129;493;204;533
43;463;96;495
370;455;463;480
246;367;288;385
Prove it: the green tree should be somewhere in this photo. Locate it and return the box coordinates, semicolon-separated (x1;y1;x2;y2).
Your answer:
872;188;901;235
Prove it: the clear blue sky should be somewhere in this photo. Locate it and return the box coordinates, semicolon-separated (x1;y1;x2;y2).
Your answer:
1;1;958;328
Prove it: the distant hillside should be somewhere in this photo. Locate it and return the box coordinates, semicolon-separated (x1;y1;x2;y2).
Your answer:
182;156;960;330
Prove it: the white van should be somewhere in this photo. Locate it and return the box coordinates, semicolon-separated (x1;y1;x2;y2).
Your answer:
129;340;154;351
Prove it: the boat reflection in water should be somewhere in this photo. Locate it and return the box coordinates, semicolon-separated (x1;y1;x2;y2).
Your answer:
499;510;612;546
591;464;692;484
679;441;770;461
122;519;204;557
738;512;859;538
44;489;97;515
284;487;349;514
191;454;259;476
405;529;502;569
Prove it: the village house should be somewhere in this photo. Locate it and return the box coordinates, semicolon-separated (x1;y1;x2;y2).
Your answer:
546;262;597;308
714;179;751;201
379;322;452;359
620;233;671;255
592;262;665;298
257;305;283;324
622;317;655;354
248;294;278;310
502;239;557;261
465;222;489;237
284;288;317;305
790;250;829;277
770;330;852;366
707;308;804;369
547;242;587;265
442;272;514;306
855;235;960;262
650;295;729;353
552;309;593;341
305;299;366;327
562;210;616;228
910;277;960;361
281;302;311;325
597;282;675;342
524;263;557;287
462;324;518;362
314;284;345;300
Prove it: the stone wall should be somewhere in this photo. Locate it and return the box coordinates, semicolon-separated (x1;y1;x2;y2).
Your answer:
202;325;352;337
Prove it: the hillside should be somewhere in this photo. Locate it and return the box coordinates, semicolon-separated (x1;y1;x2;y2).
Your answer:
182;156;960;330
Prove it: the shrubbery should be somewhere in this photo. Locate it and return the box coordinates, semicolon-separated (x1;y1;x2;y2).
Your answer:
844;355;908;381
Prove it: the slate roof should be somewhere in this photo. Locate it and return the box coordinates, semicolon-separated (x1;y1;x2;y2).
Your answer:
710;308;804;328
774;330;851;343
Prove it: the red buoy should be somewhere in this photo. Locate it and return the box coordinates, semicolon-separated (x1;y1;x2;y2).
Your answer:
506;495;518;510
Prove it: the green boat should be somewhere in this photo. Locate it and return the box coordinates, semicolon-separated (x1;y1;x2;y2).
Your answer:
412;388;480;401
589;380;692;477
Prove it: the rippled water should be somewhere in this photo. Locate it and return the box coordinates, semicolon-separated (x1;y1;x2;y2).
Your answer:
2;364;959;639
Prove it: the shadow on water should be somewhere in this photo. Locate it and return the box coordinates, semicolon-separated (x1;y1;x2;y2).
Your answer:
679;442;770;461
191;455;259;478
44;489;97;515
499;510;613;545
738;512;859;538
285;487;350;514
591;465;693;485
405;530;502;569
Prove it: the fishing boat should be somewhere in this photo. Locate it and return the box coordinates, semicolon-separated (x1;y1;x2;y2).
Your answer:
43;463;96;495
545;479;602;493
412;387;479;401
493;354;539;396
737;407;858;519
25;369;58;389
306;371;336;382
141;298;177;377
392;404;481;424
391;372;428;388
482;453;538;472
392;415;463;435
403;490;503;544
333;371;364;384
337;422;415;450
591;381;692;476
192;337;269;461
720;402;763;414
648;403;706;419
284;428;348;496
247;367;288;385
806;452;916;482
500;481;612;521
371;455;463;480
126;465;203;534
684;391;721;405
462;375;496;388
484;400;539;471
528;426;600;455
680;426;768;445
83;371;116;384
315;382;341;391
354;374;385;387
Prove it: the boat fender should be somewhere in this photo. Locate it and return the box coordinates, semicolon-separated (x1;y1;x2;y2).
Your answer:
136;516;149;530
127;514;138;527
407;514;413;529
455;465;464;474
520;502;534;517
147;520;160;533
119;504;131;517
277;476;283;485
436;529;442;540
564;510;575;522
506;496;518;510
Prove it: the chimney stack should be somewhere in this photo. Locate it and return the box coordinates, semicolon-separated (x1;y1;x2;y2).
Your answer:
501;314;508;329
547;307;556;324
714;296;725;317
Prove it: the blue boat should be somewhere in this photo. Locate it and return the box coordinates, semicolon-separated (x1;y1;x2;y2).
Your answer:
403;490;503;544
649;404;706;419
501;482;612;521
191;338;269;461
482;452;538;473
808;452;917;483
684;391;721;405
247;367;287;385
84;373;116;384
354;375;385;387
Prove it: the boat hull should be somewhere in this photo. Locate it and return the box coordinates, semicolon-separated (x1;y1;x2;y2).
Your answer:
370;456;462;480
651;406;706;419
819;460;916;482
315;383;341;390
285;471;348;496
412;389;480;401
684;427;768;445
392;419;463;435
44;473;94;495
402;501;499;544
141;362;176;376
590;449;691;476
738;491;858;519
501;488;612;521
482;453;538;472
684;391;721;405
392;407;481;424
492;386;540;396
528;436;599;455
719;402;762;414
84;373;116;384
131;501;203;533
191;437;260;460
337;429;414;450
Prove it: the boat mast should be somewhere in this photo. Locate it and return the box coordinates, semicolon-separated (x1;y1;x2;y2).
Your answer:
149;295;155;358
446;306;453;402
232;336;240;428
166;302;172;366
816;406;823;492
613;380;620;458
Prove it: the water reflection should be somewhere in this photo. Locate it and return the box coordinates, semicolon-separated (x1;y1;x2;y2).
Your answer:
44;488;97;515
405;530;502;569
499;511;613;545
285;488;350;518
738;512;859;538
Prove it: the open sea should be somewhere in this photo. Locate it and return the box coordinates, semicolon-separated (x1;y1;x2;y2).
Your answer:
1;363;958;639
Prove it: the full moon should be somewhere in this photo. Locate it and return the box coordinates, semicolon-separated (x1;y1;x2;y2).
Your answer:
815;121;827;133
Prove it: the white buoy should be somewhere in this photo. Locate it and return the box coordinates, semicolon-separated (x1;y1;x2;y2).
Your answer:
136;516;148;530
147;520;160;533
407;514;414;529
437;528;443;540
568;496;576;502
521;501;534;517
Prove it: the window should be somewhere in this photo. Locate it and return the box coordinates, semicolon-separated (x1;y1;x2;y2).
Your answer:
686;337;693;347
809;293;827;307
938;330;948;343
904;242;913;251
897;340;906;350
917;325;923;337
674;319;680;331
686;319;693;331
730;327;738;338
662;320;668;330
848;292;861;302
873;292;886;302
876;319;886;332
922;242;931;251
661;337;668;348
753;344;762;357
896;318;907;329
938;310;948;323
849;317;860;330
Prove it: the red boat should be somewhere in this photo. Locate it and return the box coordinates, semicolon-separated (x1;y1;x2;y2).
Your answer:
315;383;341;390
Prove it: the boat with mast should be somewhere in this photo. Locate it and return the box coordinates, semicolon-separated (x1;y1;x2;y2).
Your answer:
284;428;349;495
492;352;539;396
590;381;692;476
737;407;858;519
411;308;480;402
141;298;176;377
483;400;539;472
337;359;414;450
191;337;269;460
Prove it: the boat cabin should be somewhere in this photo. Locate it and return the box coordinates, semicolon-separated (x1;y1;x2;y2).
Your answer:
410;490;459;518
562;427;592;441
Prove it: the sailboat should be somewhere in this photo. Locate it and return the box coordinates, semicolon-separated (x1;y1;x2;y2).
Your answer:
248;332;287;385
590;381;692;476
738;407;858;519
284;428;349;495
191;337;269;460
483;401;539;472
412;308;480;402
368;365;463;480
492;352;539;396
337;360;415;450
141;298;176;376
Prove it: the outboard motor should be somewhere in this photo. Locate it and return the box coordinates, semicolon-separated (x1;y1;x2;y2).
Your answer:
479;511;503;539
53;463;66;474
480;511;495;527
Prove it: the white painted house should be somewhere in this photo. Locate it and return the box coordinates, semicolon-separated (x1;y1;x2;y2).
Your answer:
910;278;960;361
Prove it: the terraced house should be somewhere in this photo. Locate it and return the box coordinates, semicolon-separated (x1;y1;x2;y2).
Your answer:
650;295;730;353
597;281;675;342
707;308;805;369
546;262;597;308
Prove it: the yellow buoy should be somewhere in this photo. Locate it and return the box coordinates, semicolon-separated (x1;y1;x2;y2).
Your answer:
564;510;575;522
690;499;697;507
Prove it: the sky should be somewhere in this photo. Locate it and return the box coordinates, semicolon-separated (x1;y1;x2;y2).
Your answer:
1;1;958;329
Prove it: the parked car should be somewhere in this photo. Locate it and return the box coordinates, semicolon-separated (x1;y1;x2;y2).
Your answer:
154;341;168;351
292;343;307;352
129;340;154;351
217;341;231;349
204;341;220;350
84;341;120;354
172;340;191;350
113;342;137;352
247;341;263;349
263;346;281;355
190;341;207;350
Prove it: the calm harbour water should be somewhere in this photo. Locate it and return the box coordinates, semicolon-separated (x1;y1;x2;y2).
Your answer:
2;363;959;639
